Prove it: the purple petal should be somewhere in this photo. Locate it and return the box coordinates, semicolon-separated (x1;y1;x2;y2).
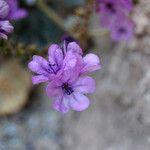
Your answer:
120;0;133;11
63;53;78;69
7;0;18;10
110;15;135;41
0;32;7;39
47;69;64;81
48;44;64;68
100;10;118;28
70;92;90;111
46;80;62;97
0;20;13;32
62;52;83;83
0;0;9;19
0;20;13;39
8;9;28;20
53;94;70;113
28;55;49;75
32;75;49;85
81;53;101;74
73;76;96;94
67;42;83;55
98;0;133;28
7;0;28;20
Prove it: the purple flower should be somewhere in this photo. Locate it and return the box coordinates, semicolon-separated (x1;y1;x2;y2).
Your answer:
28;41;101;113
0;0;13;39
46;74;96;113
110;16;135;41
28;42;83;85
0;20;13;39
97;0;132;13
0;0;27;39
96;0;134;41
0;0;9;19
119;0;133;11
6;0;28;20
28;45;64;85
98;0;133;27
28;42;101;84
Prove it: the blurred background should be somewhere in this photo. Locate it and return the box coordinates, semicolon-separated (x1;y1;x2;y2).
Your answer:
0;0;150;150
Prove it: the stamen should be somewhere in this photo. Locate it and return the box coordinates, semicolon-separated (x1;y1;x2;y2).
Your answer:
62;83;74;95
48;63;57;74
118;27;126;34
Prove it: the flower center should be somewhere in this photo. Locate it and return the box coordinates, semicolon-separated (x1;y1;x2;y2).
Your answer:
47;63;58;74
118;27;126;34
105;2;116;13
62;83;74;95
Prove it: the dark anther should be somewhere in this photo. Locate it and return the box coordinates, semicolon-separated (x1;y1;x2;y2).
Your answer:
106;2;116;13
49;63;55;66
48;63;57;74
118;27;126;34
62;83;74;95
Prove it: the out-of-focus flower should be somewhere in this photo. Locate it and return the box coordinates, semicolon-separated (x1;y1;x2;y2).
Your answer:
0;0;13;39
97;0;133;14
119;0;133;11
6;0;28;20
0;0;28;39
110;15;135;41
0;0;9;19
96;0;134;41
98;0;129;28
0;20;13;39
28;41;101;113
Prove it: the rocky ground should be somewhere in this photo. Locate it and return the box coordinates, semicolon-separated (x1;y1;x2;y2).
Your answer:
0;1;150;150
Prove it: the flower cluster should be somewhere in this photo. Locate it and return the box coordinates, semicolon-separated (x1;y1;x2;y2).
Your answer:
96;0;135;41
0;0;28;39
28;41;101;113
